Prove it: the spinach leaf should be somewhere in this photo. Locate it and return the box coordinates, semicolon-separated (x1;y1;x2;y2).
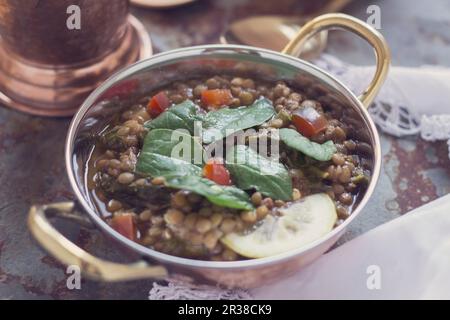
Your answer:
136;129;253;210
136;128;203;177
144;100;202;134
165;175;254;210
202;98;275;144
226;145;293;201
279;128;337;161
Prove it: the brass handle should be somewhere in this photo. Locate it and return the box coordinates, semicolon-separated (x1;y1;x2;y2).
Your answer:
282;13;391;108
28;202;168;282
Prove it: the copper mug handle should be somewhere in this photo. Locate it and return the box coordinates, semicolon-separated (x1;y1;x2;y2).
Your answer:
28;202;167;282
282;13;391;108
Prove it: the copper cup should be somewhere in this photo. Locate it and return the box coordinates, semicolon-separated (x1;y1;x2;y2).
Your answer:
0;0;151;116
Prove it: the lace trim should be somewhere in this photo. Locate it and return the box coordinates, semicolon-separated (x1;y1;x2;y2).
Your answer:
148;275;252;300
420;115;450;158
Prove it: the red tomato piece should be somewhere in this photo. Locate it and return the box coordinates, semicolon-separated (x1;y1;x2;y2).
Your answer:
292;106;328;137
147;91;170;117
111;214;136;241
203;158;232;186
201;89;232;108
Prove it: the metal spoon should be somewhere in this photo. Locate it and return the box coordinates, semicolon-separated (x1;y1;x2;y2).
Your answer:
220;0;353;59
220;15;328;60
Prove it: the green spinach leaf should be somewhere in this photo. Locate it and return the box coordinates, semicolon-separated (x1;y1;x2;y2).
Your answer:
136;128;203;177
279;128;336;161
165;175;254;210
136;129;253;210
144;100;202;134
202;98;275;144
226;145;293;201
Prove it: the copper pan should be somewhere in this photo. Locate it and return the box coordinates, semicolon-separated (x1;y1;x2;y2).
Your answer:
28;14;390;288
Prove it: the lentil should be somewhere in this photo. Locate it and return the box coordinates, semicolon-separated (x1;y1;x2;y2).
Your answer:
107;199;122;212
251;192;263;206
117;172;134;184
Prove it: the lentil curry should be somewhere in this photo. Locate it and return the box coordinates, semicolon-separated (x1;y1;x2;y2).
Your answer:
88;75;371;261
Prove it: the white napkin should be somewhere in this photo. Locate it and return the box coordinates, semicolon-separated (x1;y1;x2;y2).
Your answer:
251;193;450;300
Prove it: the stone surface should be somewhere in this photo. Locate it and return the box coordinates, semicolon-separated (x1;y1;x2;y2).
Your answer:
0;0;449;299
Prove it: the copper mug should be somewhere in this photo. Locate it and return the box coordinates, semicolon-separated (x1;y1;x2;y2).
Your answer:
0;0;151;116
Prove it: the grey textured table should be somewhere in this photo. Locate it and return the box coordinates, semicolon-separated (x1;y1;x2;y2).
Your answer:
0;0;449;299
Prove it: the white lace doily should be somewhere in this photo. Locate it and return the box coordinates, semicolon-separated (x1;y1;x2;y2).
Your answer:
148;54;450;300
148;275;251;300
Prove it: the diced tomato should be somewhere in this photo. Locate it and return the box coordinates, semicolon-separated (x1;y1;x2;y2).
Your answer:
111;214;136;241
203;158;232;186
292;106;328;137
147;91;170;117
201;89;232;108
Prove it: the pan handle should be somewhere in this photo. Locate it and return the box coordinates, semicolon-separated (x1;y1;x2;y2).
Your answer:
28;202;167;282
282;13;390;108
